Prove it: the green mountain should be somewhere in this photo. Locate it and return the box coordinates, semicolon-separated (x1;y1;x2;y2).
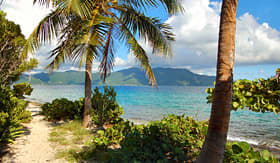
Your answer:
18;68;215;86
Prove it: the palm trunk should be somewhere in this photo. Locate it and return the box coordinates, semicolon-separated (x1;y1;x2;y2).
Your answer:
197;0;238;162
82;58;92;127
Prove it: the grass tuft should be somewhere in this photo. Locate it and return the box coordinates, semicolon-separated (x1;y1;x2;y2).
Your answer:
49;120;94;161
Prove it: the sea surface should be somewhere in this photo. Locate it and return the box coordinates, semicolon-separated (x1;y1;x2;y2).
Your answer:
26;85;280;148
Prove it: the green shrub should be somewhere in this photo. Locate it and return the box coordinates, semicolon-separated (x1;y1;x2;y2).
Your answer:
41;86;123;125
206;78;280;114
224;141;278;163
88;114;208;162
53;114;278;162
92;119;134;150
110;115;207;162
13;82;33;98
18;110;32;123
41;98;84;121
0;85;31;143
91;87;124;126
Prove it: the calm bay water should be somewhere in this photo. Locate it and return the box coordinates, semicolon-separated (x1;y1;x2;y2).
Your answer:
26;85;280;148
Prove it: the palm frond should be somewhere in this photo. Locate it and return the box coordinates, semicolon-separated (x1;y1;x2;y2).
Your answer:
119;0;157;11
22;9;66;58
159;0;184;15
99;24;115;81
118;23;157;86
121;8;174;56
47;15;105;71
33;0;52;7
55;0;94;18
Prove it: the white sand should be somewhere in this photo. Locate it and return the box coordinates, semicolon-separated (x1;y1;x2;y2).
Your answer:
3;103;64;163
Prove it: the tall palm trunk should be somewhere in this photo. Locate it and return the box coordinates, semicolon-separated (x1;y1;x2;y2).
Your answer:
197;0;238;162
82;58;92;127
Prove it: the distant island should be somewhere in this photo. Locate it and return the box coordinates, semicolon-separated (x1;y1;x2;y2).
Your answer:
18;67;215;86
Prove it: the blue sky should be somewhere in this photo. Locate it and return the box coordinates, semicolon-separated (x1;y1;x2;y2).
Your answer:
2;0;280;80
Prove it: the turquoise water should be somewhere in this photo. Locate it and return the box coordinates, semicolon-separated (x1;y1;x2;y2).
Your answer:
26;85;280;148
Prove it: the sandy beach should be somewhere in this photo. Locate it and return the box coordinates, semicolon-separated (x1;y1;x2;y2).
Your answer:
1;103;64;163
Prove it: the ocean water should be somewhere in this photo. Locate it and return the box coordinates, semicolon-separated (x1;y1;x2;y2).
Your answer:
26;85;280;148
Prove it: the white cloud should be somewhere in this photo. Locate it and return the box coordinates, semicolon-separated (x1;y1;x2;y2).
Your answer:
235;13;280;65
117;0;280;75
2;0;52;37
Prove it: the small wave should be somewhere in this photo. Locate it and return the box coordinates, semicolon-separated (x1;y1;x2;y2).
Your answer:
227;135;259;145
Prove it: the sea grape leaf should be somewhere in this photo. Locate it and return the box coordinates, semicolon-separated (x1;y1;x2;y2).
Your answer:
232;144;242;154
261;150;270;161
238;142;250;153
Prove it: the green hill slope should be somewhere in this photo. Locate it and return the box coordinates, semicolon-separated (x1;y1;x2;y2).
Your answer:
19;68;215;86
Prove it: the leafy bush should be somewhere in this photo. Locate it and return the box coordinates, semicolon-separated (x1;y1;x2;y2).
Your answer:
88;114;208;162
41;98;84;121
92;120;134;150
206;78;280;114
91;87;124;126
52;114;278;162
224;141;278;163
0;85;31;143
41;86;123;125
111;115;207;162
13;82;33;98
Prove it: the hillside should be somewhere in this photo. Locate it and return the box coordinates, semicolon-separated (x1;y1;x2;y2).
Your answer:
18;68;215;86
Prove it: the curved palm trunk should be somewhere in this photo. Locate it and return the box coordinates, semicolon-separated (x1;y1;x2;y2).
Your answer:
197;0;238;162
82;58;92;127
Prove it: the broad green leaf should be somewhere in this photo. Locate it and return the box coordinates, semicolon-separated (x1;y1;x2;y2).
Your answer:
261;150;270;161
238;142;250;153
232;102;239;108
232;144;242;154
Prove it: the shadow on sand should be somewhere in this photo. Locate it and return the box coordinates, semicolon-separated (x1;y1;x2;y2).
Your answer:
0;125;31;161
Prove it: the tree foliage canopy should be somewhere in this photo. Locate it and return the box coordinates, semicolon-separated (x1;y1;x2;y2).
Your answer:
25;0;182;85
0;11;38;86
206;76;280;114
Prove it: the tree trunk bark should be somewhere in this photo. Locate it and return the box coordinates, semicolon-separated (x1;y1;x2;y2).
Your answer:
82;58;92;127
196;0;238;162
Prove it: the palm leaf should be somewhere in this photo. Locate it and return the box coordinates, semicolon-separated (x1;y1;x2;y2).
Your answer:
118;23;157;86
159;0;184;15
121;7;174;56
99;24;115;81
22;8;66;58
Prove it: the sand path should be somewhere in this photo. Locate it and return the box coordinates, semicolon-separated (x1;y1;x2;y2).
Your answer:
3;103;63;163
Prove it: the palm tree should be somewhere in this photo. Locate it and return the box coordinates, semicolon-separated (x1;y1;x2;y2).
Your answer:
197;0;238;162
24;0;182;127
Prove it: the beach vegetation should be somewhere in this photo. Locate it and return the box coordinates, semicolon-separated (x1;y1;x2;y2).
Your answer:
13;82;33;99
224;142;278;163
0;11;35;145
28;0;182;128
48;113;278;162
91;86;124;127
0;11;38;86
49;114;208;162
206;76;280;114
0;86;31;143
48;120;93;161
41;98;84;121
41;86;123;126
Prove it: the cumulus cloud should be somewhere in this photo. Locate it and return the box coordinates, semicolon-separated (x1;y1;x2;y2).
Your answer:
119;0;280;75
235;13;280;65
